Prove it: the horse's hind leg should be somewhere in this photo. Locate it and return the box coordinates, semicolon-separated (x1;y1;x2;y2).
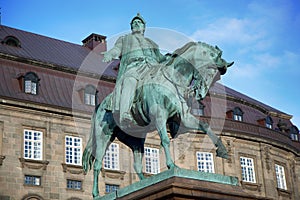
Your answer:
92;127;114;197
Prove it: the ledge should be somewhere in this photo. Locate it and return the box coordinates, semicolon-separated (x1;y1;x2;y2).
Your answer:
61;163;85;175
19;158;49;170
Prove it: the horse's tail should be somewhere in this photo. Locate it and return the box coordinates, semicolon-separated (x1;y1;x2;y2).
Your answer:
82;106;98;173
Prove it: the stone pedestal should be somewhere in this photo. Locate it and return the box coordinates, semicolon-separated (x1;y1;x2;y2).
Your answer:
96;168;271;200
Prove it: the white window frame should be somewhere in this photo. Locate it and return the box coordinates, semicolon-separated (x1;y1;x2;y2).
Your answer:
240;156;256;183
24;175;41;186
144;147;160;174
84;93;96;106
275;164;287;190
65;136;82;165
233;114;242;121
104;143;119;170
196;152;215;173
23;129;43;160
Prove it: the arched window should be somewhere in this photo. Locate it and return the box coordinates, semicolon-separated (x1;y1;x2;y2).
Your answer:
24;72;39;95
2;35;21;47
22;194;43;200
233;107;243;121
290;125;299;141
265;116;273;129
84;85;97;106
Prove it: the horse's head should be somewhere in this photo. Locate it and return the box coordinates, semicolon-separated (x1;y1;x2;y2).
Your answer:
170;42;234;100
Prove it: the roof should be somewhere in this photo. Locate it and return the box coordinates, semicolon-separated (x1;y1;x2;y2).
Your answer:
0;25;117;77
0;25;293;122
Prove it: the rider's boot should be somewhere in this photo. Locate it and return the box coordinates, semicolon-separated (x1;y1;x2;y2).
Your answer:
119;77;137;128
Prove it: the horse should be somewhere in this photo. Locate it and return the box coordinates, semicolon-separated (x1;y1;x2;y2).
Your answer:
82;41;234;197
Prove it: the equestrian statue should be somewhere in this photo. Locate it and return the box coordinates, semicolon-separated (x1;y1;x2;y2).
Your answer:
82;13;234;198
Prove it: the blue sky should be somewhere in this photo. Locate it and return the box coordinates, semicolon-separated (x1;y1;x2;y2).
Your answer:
2;0;300;127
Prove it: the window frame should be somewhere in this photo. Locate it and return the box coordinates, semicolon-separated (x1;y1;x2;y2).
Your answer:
66;179;82;191
105;184;119;194
24;175;41;186
196;152;215;173
84;85;97;106
265;116;273;129
23;129;43;161
240;156;256;183
103;143;120;170
144;147;160;174
65;135;83;166
233;107;243;122
275;164;287;190
23;72;39;95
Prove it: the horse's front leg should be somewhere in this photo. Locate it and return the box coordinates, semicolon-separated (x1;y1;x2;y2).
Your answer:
92;159;101;198
133;149;145;180
156;119;176;169
181;113;228;159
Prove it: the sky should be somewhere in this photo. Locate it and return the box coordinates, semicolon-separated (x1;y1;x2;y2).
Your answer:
1;0;300;127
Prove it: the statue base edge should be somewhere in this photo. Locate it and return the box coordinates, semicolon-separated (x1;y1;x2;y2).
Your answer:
95;167;270;200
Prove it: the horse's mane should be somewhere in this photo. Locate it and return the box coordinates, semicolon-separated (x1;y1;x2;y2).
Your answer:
166;41;222;66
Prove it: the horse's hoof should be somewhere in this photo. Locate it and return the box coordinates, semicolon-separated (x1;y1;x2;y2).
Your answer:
216;148;229;159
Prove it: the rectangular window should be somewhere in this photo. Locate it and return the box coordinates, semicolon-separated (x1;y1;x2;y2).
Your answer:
65;136;82;165
275;164;287;190
104;143;119;170
196;152;215;173
234;114;242;121
67;179;82;190
145;147;160;174
24;129;43;160
24;175;41;186
84;93;95;106
240;157;256;183
105;184;119;193
24;80;37;94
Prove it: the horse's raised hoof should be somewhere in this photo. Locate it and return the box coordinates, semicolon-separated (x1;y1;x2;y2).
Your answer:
216;147;228;159
167;163;178;170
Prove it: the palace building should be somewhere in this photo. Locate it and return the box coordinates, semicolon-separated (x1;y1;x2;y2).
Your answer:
0;25;299;200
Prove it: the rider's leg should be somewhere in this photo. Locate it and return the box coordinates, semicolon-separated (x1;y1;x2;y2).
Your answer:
120;77;137;124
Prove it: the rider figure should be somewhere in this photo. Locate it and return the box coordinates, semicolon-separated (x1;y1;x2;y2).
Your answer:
103;13;166;126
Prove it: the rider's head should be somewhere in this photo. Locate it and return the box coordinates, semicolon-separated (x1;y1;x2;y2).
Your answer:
130;13;146;34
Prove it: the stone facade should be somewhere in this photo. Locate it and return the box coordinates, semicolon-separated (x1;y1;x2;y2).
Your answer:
0;25;300;200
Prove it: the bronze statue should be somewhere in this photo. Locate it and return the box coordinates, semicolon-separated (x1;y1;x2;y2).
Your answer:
83;13;234;198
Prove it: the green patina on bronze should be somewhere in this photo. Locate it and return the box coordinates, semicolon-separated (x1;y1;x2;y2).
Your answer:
82;13;234;198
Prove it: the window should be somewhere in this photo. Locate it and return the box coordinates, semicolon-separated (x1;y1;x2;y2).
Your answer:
275;164;287;190
266;116;273;129
1;35;21;47
65;136;82;165
67;179;82;190
290;125;299;141
145;147;160;174
24;129;43;160
24;72;39;95
104;143;119;170
84;85;97;106
196;152;214;173
24;175;41;186
240;157;256;183
105;184;119;193
233;107;243;121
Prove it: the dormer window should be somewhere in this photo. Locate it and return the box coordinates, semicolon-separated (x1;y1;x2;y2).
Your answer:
233;107;243;122
1;36;21;47
265;116;273;129
290;125;299;141
84;85;97;106
24;72;39;95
